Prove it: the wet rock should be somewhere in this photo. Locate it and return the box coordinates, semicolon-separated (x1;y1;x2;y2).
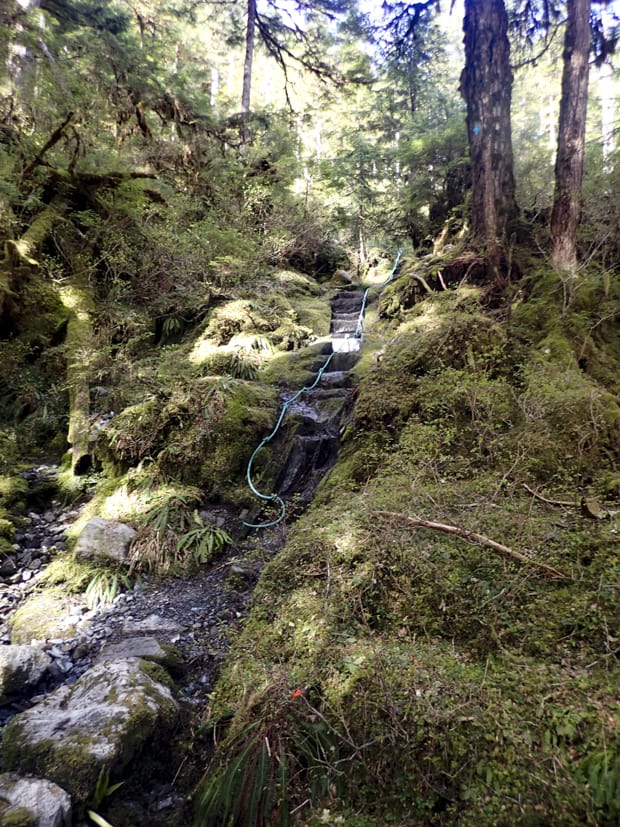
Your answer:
122;614;184;635
2;658;179;803
0;556;17;577
0;773;71;827
75;517;136;564
98;637;184;674
0;645;51;704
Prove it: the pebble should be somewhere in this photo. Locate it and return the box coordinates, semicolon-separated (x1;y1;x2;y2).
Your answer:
1;462;264;824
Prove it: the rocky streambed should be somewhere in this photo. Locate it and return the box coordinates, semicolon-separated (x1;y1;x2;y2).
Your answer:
0;468;268;825
0;287;368;826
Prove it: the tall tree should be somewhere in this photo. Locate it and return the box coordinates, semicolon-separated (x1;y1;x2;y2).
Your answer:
460;0;518;246
241;0;257;145
550;0;592;270
236;0;350;145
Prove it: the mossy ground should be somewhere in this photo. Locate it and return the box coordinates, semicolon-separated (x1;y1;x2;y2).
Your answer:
2;231;619;826
198;261;620;827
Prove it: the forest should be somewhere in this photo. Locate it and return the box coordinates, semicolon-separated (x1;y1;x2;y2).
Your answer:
0;0;619;825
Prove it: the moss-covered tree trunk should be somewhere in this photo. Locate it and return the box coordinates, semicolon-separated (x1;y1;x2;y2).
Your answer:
461;0;518;248
60;265;95;475
550;0;591;271
1;202;58;322
241;0;257;146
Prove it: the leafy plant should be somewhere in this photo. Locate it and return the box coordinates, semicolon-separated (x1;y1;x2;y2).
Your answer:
85;569;135;609
177;510;232;566
581;749;620;821
87;765;124;826
132;491;232;571
229;347;260;380
196;686;348;827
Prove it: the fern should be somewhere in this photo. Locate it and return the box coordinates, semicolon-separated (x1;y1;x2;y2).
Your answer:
177;510;232;566
85;569;133;609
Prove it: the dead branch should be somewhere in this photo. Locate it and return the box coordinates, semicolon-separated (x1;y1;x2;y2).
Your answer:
522;484;576;508
22;111;74;178
373;510;567;579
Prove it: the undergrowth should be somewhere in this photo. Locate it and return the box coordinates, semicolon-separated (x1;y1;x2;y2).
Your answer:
197;264;620;826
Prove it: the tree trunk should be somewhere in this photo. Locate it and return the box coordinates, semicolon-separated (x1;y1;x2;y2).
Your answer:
60;267;95;475
550;0;591;271
1;202;58;323
461;0;517;248
241;0;257;146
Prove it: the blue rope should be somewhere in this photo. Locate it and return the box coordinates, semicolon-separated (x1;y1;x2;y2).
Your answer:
353;248;403;338
243;249;403;529
242;349;337;528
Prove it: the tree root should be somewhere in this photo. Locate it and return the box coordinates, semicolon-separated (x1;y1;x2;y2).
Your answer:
373;510;567;579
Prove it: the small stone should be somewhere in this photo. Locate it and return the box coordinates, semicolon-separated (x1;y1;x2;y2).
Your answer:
0;773;72;827
122;614;184;634
72;643;90;660
0;557;17;577
0;644;52;703
28;558;43;571
21;570;33;582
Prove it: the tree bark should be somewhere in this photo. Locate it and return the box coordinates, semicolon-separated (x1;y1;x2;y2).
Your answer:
60;267;95;475
1;202;58;322
550;0;591;271
461;0;518;248
241;0;257;146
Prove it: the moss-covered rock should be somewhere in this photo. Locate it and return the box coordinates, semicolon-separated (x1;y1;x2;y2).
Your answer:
0;773;71;827
0;645;51;704
2;658;178;804
9;593;76;644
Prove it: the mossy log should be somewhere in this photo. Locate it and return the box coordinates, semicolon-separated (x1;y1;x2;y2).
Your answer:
1;202;60;323
5;204;58;268
60;272;95;475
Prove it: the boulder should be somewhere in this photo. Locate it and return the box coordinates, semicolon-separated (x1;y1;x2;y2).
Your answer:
2;658;178;803
74;517;136;564
0;644;51;704
0;773;71;827
10;594;77;645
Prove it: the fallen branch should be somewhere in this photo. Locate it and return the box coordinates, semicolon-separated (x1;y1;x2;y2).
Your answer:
22;111;74;178
373;510;567;579
522;484;576;507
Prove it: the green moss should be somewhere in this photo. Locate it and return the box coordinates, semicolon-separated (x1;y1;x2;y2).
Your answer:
2;722;101;804
203;266;620;826
0;515;15;539
10;592;77;643
0;807;36;827
139;655;179;687
0;475;28;510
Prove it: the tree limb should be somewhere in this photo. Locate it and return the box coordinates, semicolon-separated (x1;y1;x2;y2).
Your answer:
373;510;567;579
22;112;74;178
